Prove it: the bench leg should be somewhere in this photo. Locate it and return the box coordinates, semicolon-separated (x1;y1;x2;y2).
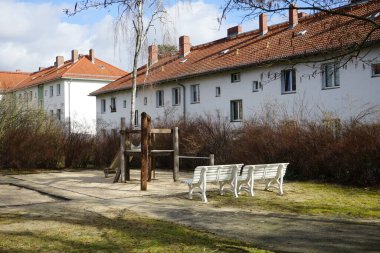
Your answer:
278;177;284;195
200;185;207;203
219;182;225;195
188;184;194;200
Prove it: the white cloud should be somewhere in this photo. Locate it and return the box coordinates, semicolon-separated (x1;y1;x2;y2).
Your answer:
0;0;256;72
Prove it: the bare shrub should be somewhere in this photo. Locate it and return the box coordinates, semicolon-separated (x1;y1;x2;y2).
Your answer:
0;95;63;169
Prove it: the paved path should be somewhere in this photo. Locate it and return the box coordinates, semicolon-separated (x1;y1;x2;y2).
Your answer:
1;170;379;253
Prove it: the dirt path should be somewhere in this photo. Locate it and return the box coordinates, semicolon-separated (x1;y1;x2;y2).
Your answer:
1;170;379;253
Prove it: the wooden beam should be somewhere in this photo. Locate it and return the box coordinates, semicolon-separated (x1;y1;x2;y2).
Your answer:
150;128;172;134
140;112;150;191
120;117;126;183
173;127;179;182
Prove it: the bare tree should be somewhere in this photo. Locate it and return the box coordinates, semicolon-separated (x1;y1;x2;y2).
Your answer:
219;0;380;61
65;0;167;128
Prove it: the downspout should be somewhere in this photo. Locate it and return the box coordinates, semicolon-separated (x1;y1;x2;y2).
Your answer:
177;83;186;122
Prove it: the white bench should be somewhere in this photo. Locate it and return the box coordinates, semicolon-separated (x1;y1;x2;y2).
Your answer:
182;164;243;203
238;163;289;196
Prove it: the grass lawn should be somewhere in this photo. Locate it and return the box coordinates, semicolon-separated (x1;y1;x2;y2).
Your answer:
210;181;380;219
0;209;268;253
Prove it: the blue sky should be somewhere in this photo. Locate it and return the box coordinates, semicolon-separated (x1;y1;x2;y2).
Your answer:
0;0;285;72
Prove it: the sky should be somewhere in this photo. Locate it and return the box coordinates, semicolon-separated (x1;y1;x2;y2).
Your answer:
0;0;288;72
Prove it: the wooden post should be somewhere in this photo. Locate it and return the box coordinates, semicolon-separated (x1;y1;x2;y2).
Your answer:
141;112;150;191
173;127;179;182
150;133;156;180
120;117;126;183
209;154;214;165
126;132;130;181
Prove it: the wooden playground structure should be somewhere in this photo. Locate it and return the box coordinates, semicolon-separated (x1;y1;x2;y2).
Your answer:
105;112;214;191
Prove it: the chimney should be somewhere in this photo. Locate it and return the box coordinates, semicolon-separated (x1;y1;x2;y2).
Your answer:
89;49;95;63
55;56;64;68
179;35;191;58
39;67;45;71
298;12;308;18
71;49;79;63
289;4;298;28
227;25;242;37
148;45;158;66
259;14;268;35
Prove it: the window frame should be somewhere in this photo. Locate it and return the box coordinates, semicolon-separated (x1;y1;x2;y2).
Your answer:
57;109;61;121
372;63;380;77
172;87;181;106
321;62;340;89
230;99;243;122
134;110;139;126
144;97;148;106
231;72;241;83
110;97;116;113
49;86;54;97
252;81;261;92
281;69;296;94
123;100;127;108
215;87;221;97
156;90;164;107
57;83;61;96
190;84;200;104
101;99;106;114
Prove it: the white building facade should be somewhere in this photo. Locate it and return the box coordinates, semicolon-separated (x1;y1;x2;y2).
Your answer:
92;1;380;131
9;49;126;133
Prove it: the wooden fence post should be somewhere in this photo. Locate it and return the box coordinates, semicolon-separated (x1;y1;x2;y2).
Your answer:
173;127;179;182
209;154;214;165
120;117;126;183
141;112;149;190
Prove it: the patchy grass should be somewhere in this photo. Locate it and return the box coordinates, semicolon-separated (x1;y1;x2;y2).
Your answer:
210;182;380;219
0;209;268;253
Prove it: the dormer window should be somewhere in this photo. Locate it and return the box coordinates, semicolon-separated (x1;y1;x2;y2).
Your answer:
231;72;241;83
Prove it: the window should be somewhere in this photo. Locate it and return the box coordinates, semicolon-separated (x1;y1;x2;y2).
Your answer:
372;63;380;77
49;86;54;97
230;100;243;122
57;83;61;96
45;90;47;96
101;99;106;114
231;72;241;83
190;84;200;103
39;99;43;108
123;100;127;108
281;69;296;93
110;97;116;112
215;87;221;97
322;63;340;89
50;110;54;117
252;81;261;92
134;110;139;126
29;91;33;101
172;87;181;106
57;109;61;121
144;97;147;105
156;90;164;107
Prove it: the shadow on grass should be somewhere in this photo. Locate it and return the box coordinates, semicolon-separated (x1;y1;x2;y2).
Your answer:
0;208;264;253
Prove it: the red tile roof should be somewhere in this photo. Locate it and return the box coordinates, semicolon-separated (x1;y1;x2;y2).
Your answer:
0;71;30;93
4;54;126;92
91;0;380;96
